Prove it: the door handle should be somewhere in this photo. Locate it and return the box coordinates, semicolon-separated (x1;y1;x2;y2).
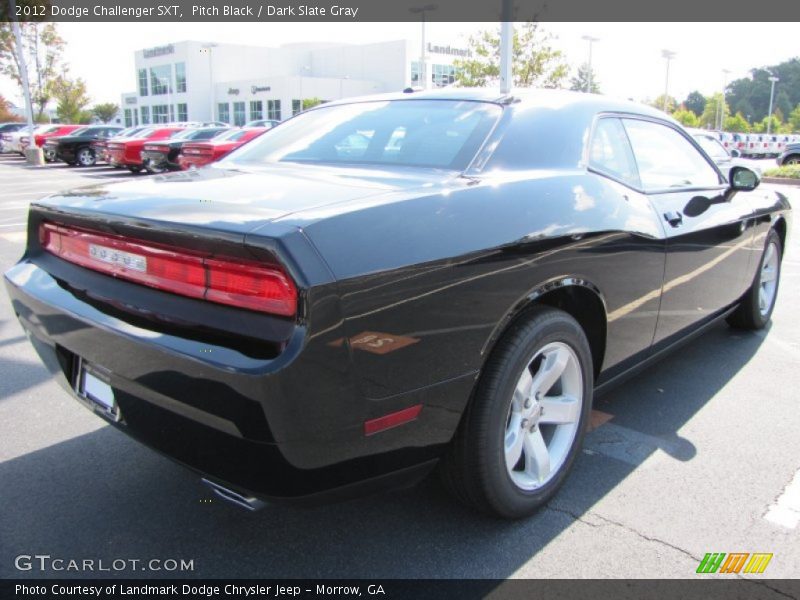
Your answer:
664;211;683;227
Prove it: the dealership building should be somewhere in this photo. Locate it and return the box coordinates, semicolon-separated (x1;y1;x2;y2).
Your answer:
120;40;468;127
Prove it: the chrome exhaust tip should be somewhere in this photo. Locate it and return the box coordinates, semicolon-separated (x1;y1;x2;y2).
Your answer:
201;478;266;511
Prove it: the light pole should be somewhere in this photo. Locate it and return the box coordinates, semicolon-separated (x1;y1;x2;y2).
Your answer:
717;68;730;131
8;0;39;164
661;49;676;112
201;43;218;122
767;75;779;135
581;35;599;93
409;4;437;90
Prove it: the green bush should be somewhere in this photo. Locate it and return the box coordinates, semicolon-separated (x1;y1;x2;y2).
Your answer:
763;165;800;180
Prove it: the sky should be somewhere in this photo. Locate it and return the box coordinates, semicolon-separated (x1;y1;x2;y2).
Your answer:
1;22;798;108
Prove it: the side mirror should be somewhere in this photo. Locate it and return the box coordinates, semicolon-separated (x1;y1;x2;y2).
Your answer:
729;166;759;191
730;149;741;158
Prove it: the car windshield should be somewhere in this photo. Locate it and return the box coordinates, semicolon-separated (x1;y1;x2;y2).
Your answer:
694;135;729;160
225;100;502;170
172;128;227;140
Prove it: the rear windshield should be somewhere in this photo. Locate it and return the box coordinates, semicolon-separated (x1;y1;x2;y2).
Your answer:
216;128;259;142
225;100;502;170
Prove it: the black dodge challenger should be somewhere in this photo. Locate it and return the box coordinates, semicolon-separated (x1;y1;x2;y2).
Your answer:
4;89;791;518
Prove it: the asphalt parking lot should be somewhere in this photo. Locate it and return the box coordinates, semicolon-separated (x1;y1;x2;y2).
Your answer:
0;153;798;582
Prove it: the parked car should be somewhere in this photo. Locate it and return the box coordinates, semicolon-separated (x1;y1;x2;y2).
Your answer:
776;143;800;166
92;126;147;165
690;131;764;176
3;125;57;155
0;123;27;152
4;90;791;518
27;124;83;157
140;127;228;174
244;119;280;128
177;127;268;169
106;127;184;173
43;125;124;166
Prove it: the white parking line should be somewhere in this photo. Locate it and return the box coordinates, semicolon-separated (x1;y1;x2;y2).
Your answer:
764;469;800;529
0;231;26;243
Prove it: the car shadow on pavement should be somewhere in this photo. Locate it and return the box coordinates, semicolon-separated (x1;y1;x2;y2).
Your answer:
0;322;766;579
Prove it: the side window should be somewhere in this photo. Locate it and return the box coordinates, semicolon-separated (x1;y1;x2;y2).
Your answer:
588;117;641;188
622;119;721;191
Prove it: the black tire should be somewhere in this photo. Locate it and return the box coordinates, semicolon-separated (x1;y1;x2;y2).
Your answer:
75;146;96;167
127;166;142;174
783;155;800;166
727;229;782;330
440;306;593;519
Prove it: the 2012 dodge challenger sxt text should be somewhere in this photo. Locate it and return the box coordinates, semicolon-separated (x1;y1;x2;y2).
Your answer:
4;90;791;518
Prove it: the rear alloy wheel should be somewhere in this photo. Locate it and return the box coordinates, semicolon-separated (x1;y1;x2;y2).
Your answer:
76;147;96;167
440;307;593;518
785;155;800;166
728;229;782;330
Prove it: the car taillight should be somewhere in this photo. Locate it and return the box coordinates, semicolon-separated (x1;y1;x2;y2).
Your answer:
40;223;297;317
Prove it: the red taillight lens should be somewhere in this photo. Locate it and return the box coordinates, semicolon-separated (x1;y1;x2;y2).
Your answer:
40;223;297;317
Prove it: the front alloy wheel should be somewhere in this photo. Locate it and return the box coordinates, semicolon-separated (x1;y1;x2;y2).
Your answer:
728;229;782;330
440;306;593;518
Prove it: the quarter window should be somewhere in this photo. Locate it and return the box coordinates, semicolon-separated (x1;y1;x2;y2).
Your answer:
622;119;721;191
588;118;640;188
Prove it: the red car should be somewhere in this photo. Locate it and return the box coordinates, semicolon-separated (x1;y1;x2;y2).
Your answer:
92;126;148;166
106;127;184;173
177;127;268;170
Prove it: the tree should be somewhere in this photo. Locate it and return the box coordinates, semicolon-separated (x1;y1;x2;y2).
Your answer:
683;91;706;116
724;112;751;133
699;93;729;129
649;94;677;114
0;94;21;121
454;22;568;89
51;74;92;124
91;103;119;123
726;58;800;123
672;108;699;128
0;23;66;121
753;114;782;134
569;63;600;93
788;104;800;132
302;97;322;110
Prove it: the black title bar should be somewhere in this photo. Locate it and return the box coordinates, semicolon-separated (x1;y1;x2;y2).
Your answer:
3;0;800;22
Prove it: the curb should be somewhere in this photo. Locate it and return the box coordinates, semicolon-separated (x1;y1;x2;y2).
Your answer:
762;177;800;186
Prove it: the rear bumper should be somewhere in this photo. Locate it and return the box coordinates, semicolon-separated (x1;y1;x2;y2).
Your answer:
3;254;460;502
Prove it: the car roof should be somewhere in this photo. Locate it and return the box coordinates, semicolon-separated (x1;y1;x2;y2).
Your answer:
318;87;673;123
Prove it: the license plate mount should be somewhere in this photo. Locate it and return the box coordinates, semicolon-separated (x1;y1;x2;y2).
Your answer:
75;358;119;421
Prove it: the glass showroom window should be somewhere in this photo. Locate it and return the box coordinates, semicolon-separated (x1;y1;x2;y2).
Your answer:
138;68;148;96
177;103;188;122
292;99;302;116
124;109;133;127
410;61;421;85
233;102;246;126
432;64;457;88
140;106;150;125
152;105;169;124
250;100;263;121
169;104;175;121
150;65;172;96
218;103;230;124
267;100;281;121
175;63;187;93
